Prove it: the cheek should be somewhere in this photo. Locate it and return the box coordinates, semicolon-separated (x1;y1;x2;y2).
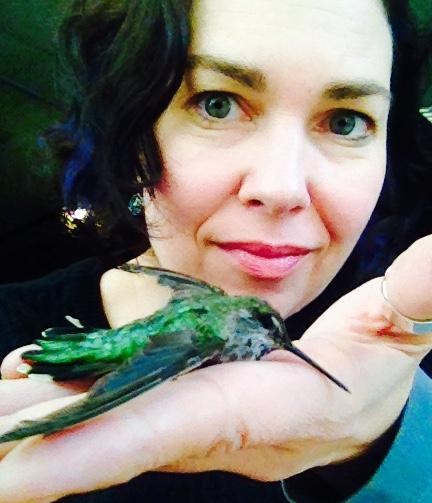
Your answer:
147;143;240;235
313;162;385;247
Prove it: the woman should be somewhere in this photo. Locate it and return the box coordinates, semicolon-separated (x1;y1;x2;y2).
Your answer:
0;0;431;501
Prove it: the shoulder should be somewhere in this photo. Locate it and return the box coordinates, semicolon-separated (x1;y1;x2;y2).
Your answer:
100;262;173;328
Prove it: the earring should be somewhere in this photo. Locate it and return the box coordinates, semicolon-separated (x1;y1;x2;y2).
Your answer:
128;191;151;216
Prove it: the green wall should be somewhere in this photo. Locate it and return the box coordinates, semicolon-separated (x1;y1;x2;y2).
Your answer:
0;0;64;233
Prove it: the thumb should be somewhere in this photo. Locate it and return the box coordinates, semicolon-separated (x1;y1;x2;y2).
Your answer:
296;235;432;368
1;345;39;380
384;235;432;323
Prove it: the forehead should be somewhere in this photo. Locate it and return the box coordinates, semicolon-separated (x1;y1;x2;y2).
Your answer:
190;0;393;91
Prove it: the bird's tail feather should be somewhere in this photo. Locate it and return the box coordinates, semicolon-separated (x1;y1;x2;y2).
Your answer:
0;342;212;443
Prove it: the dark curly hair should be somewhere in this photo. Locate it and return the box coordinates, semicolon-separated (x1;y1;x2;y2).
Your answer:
355;0;432;280
45;0;192;247
45;0;432;259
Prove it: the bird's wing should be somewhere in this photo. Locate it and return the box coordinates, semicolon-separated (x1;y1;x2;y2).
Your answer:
0;339;217;443
119;263;225;298
20;357;118;380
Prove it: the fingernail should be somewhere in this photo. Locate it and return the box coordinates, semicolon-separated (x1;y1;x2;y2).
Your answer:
16;363;32;375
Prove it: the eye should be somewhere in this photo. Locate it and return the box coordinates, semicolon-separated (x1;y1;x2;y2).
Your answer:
202;93;233;119
327;109;374;140
189;91;247;122
257;313;274;329
257;313;282;332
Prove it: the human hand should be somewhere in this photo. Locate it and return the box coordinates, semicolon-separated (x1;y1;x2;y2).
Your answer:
0;347;92;465
0;237;432;502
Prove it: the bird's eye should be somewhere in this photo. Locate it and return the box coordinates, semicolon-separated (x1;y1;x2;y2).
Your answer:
257;313;278;330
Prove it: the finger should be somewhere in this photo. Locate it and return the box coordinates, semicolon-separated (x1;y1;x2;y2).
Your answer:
0;381;87;461
0;275;414;500
0;379;87;417
384;235;432;321
0;371;94;460
1;344;96;391
294;236;432;345
0;375;226;501
1;345;39;379
0;336;413;502
176;240;432;479
0;393;87;435
298;270;432;364
0;361;345;501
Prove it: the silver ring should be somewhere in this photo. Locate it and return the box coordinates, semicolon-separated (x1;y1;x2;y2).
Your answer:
381;275;432;335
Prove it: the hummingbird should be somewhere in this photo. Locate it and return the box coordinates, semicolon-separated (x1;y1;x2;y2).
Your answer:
0;264;348;443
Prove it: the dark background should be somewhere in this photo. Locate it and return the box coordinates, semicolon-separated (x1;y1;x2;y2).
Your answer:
0;0;108;283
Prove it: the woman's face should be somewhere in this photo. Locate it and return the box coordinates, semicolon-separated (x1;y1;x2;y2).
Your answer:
147;0;393;318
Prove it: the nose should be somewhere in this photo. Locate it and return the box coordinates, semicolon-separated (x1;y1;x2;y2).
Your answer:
238;121;311;216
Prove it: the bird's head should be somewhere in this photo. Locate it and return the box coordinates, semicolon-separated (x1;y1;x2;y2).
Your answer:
234;296;288;347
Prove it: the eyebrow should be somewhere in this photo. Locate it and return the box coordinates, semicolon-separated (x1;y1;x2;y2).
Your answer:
187;54;392;101
186;54;266;91
323;82;392;102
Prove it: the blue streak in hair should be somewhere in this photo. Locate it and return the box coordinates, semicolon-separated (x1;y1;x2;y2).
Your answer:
36;118;94;209
59;119;95;206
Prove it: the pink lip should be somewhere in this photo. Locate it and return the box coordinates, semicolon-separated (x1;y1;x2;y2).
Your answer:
216;242;311;279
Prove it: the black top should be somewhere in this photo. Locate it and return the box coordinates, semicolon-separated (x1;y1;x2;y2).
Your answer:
0;257;396;503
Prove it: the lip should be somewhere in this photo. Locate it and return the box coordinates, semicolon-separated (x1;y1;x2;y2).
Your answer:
216;242;311;279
